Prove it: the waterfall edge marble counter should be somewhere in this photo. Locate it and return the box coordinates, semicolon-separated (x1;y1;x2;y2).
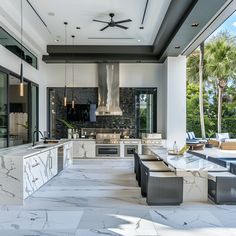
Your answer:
0;141;73;205
149;148;228;202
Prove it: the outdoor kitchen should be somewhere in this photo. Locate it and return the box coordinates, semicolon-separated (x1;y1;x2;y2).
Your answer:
47;63;161;158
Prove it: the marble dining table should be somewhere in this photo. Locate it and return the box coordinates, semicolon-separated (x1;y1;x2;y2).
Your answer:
149;147;228;202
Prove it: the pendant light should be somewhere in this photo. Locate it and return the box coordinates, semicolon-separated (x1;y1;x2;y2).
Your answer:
71;35;75;109
19;0;24;97
63;22;68;106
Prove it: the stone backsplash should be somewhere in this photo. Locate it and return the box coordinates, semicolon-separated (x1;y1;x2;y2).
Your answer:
49;87;139;139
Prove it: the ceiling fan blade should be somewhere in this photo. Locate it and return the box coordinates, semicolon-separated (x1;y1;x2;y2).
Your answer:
115;19;132;24
93;19;110;24
100;25;110;31
115;25;128;30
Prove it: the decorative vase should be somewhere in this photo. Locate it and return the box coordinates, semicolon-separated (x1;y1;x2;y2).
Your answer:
68;129;73;139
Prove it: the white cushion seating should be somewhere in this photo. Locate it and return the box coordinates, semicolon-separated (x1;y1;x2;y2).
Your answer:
149;172;177;178
208;172;235;182
139;154;157;160
142;161;170;171
216;133;230;141
224;139;236;142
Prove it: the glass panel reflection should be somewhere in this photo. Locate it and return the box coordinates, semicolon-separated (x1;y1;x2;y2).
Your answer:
0;72;8;148
9;75;29;146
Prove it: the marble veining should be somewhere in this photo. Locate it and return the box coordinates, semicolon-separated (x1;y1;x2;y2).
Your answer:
0;158;236;235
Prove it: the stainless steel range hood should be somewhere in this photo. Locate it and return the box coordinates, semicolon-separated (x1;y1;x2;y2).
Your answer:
95;63;122;116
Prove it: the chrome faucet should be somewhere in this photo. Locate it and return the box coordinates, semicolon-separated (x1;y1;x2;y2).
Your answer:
32;130;45;146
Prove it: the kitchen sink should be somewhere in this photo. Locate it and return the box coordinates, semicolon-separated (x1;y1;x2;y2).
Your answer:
31;145;48;149
46;140;59;144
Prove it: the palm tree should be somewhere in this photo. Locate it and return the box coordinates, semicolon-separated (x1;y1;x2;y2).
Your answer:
199;42;206;138
205;33;236;133
187;45;206;138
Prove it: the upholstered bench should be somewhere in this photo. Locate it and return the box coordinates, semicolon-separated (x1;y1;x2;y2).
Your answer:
208;168;236;204
135;154;159;186
140;161;171;197
146;172;183;205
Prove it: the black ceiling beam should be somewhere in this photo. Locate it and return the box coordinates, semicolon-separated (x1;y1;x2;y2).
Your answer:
158;0;228;62
47;45;153;55
153;0;198;56
42;53;159;63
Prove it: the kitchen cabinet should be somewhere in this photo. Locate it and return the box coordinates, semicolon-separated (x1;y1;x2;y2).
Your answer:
0;141;72;205
73;140;95;158
64;141;73;167
23;148;58;199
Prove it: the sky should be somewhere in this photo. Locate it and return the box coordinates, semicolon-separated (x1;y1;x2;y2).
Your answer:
208;11;236;40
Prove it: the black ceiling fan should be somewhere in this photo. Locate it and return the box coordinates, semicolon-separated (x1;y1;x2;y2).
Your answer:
93;13;132;31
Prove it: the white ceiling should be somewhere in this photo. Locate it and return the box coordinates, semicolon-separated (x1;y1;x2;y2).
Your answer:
24;0;171;46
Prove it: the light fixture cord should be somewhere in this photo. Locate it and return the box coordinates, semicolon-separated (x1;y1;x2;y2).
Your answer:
64;22;67;88
20;0;23;60
72;36;75;99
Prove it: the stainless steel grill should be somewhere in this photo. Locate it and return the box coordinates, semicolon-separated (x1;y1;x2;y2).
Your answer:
141;133;164;154
96;133;120;144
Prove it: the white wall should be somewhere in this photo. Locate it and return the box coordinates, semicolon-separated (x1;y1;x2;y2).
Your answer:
0;45;47;132
166;56;186;148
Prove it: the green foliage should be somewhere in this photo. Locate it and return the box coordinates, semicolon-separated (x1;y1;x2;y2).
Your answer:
57;118;75;129
187;31;236;138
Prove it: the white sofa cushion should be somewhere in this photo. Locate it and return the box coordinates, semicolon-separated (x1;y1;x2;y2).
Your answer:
216;133;230;142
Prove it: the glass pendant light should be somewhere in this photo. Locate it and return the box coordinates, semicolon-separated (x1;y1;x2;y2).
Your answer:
71;35;75;109
63;22;68;106
19;0;24;97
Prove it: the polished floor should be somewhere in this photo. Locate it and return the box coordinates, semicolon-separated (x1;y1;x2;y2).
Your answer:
1;158;236;235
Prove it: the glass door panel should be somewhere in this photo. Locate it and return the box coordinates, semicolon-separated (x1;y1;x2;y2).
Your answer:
135;88;157;138
9;76;29;146
29;83;39;142
0;71;8;148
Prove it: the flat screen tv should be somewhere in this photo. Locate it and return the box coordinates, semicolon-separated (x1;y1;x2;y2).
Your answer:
67;104;96;122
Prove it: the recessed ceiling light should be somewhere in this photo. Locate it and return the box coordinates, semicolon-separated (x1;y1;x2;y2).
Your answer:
137;39;141;42
175;45;180;49
48;12;55;16
191;22;199;27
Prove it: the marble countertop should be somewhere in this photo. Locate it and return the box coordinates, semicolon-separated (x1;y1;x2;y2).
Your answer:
194;147;236;158
70;138;141;141
0;140;69;159
150;148;228;172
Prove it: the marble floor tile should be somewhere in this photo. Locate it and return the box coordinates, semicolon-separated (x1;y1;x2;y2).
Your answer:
1;158;236;236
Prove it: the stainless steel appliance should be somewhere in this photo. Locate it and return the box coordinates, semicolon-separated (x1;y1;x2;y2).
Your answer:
123;139;140;157
141;133;165;154
96;133;120;157
124;145;138;157
96;145;120;157
95;64;122;116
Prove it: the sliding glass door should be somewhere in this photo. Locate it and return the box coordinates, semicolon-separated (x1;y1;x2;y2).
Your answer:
0;71;8;148
135;88;157;138
0;68;39;148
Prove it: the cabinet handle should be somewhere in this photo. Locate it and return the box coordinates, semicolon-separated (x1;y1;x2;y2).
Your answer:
49;156;52;169
32;178;38;183
32;163;40;168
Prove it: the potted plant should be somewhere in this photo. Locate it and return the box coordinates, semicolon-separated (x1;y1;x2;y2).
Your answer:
57;118;75;139
205;130;215;148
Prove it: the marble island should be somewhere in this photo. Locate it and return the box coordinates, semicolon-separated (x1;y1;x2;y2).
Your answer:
0;141;73;205
149;148;228;202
